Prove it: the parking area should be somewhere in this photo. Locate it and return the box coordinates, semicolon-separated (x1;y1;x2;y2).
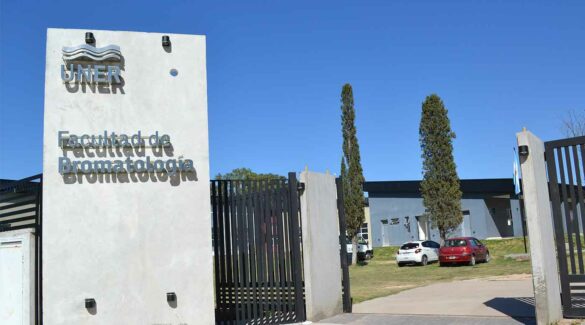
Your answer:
318;274;535;324
353;274;534;316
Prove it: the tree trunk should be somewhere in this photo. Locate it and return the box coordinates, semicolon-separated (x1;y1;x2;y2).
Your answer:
439;229;447;245
351;236;358;265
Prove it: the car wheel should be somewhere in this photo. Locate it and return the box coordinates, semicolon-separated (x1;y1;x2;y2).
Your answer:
484;252;490;263
365;252;373;260
421;255;428;266
469;255;476;266
398;262;405;267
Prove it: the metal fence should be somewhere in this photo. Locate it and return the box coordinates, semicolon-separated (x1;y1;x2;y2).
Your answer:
545;136;585;317
211;173;306;325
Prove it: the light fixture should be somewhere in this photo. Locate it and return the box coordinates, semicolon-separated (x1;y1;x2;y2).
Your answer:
167;292;176;302
518;145;529;157
85;298;96;309
162;35;171;47
85;32;95;45
297;182;305;192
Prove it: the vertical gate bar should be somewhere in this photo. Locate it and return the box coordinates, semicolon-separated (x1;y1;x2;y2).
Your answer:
243;181;253;322
235;181;246;322
219;181;228;318
564;146;584;273
264;180;276;321
211;181;221;317
577;145;585;269
546;144;573;311
287;178;295;321
217;181;227;320
283;179;291;320
275;180;287;317
246;181;258;320
280;180;294;319
223;181;233;315
245;181;254;322
288;172;306;321
262;180;270;320
283;178;291;318
558;147;577;274
237;181;249;323
282;180;293;316
269;180;278;317
254;181;265;318
270;180;281;316
228;181;241;323
272;180;281;321
336;177;352;313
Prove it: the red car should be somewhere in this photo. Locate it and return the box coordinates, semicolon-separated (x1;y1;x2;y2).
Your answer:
439;237;490;266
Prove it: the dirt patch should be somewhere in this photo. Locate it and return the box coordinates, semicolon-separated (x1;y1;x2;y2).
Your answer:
484;273;532;281
383;284;416;290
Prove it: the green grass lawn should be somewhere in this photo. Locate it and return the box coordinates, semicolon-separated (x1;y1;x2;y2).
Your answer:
349;238;532;303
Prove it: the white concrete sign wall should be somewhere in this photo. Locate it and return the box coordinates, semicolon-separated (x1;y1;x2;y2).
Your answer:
43;29;213;324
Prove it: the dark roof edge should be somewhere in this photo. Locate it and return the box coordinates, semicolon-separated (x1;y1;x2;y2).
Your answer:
364;178;516;195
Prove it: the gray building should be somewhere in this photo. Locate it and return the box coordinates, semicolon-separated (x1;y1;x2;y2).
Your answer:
364;179;524;247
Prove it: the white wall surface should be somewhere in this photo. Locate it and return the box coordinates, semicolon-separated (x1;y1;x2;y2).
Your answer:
43;29;213;324
299;171;343;321
0;229;35;325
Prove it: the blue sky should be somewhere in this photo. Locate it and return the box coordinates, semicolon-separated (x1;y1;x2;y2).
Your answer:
1;1;584;181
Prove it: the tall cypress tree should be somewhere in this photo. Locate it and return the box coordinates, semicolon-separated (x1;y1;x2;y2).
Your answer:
419;94;462;242
340;83;365;264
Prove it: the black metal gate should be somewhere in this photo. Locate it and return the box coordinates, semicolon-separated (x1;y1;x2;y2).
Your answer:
545;136;585;317
211;172;305;324
0;174;43;325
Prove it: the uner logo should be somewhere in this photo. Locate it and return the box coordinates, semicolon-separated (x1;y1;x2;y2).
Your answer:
60;42;122;84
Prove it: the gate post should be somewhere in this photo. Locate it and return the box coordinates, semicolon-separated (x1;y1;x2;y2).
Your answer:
299;170;343;321
516;129;562;324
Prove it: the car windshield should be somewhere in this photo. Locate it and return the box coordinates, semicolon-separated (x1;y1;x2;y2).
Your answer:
400;243;419;250
444;239;467;247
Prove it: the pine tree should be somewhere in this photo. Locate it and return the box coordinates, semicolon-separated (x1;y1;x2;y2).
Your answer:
340;83;365;264
419;94;462;242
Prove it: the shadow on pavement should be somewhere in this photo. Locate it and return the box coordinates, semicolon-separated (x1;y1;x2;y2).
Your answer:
484;297;535;324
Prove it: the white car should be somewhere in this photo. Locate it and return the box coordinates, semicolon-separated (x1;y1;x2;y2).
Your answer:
396;240;440;267
346;236;374;260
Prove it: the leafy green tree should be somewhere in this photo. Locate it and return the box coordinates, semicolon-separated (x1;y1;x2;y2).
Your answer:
419;94;462;242
340;83;365;264
215;168;285;181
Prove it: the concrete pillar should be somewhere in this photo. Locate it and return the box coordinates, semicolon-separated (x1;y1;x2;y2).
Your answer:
516;129;562;324
300;170;343;321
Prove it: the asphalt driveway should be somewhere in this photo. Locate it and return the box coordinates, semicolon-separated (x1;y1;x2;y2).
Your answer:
318;274;535;324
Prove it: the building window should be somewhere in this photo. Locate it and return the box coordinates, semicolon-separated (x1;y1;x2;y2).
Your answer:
381;219;389;224
462;210;470;215
360;223;368;233
390;218;400;225
358;223;369;240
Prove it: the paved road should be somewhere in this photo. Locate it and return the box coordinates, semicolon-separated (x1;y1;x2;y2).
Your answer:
318;274;535;324
317;313;535;325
